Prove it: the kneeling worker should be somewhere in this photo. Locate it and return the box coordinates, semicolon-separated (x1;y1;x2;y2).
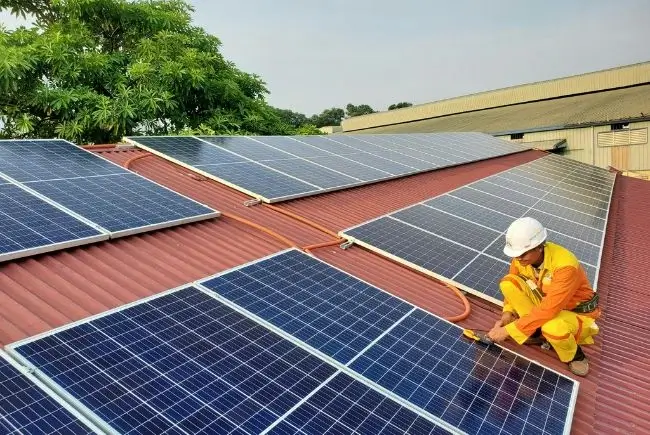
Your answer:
487;217;601;376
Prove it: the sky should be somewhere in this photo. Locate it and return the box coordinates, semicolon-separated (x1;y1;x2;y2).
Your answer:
2;1;649;116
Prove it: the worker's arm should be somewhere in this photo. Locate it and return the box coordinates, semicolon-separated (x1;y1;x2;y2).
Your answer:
505;265;581;344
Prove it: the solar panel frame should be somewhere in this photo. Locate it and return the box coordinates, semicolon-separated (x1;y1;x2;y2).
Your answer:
8;248;580;434
8;283;344;435
0;139;130;183
0;138;220;240
196;248;579;434
125;134;530;203
0;349;104;434
340;154;615;305
0;176;109;263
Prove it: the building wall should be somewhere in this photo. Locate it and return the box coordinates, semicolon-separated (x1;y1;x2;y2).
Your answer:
342;62;650;132
499;121;650;173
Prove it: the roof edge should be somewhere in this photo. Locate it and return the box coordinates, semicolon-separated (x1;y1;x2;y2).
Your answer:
342;62;650;131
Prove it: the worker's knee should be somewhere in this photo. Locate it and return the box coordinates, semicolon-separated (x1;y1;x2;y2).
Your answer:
541;317;571;341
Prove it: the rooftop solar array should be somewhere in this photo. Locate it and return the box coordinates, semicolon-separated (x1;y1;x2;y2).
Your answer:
125;133;529;202
0;350;101;434
340;153;616;304
0;139;219;262
9;249;579;434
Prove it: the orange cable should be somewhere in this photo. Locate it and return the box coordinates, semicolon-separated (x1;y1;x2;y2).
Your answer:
351;244;472;322
124;152;153;170
262;203;340;239
123;151;471;322
220;212;299;249
302;239;344;254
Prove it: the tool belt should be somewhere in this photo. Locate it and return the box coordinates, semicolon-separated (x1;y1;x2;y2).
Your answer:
572;293;599;313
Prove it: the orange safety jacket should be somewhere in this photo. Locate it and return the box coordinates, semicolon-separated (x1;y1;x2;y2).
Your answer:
503;242;601;339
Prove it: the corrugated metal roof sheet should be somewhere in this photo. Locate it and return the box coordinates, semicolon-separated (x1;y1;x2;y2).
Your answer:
1;146;648;434
348;84;650;135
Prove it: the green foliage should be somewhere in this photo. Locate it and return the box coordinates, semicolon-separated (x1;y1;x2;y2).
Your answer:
388;102;413;110
308;107;345;127
294;124;324;135
345;103;375;118
0;0;295;143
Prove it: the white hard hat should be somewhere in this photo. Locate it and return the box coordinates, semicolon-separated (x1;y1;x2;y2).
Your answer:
503;217;547;257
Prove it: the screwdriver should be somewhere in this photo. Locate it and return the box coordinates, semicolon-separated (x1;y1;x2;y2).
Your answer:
462;329;494;346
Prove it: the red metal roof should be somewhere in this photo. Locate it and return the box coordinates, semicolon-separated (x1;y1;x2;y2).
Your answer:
1;146;648;434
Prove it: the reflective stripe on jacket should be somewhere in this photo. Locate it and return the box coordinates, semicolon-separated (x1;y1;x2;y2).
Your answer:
503;241;600;339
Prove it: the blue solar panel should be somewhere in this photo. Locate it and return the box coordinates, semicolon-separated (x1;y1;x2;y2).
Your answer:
12;286;339;434
127;135;247;165
350;310;577;435
0;352;97;434
195;162;321;200
127;133;528;202
10;249;579;434
25;173;217;234
0;139;127;182
0;183;105;261
341;154;615;303
267;373;451;435
199;249;414;364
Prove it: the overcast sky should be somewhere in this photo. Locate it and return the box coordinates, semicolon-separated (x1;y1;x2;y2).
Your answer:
2;1;649;115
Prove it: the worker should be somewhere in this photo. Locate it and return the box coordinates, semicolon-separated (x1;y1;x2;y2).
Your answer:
487;217;601;376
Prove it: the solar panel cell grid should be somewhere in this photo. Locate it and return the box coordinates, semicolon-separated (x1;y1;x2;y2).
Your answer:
0;140;127;182
344;217;479;279
132;136;247;165
350;310;575;435
305;155;391;180
393;205;501;251
26;173;216;233
268;373;451;435
0;354;95;434
0;184;102;257
452;255;510;302
253;136;334;158
341;153;614;303
13;286;338;434
196;162;320;199
423;195;514;233
128;133;527;202
200;249;413;364
261;158;360;189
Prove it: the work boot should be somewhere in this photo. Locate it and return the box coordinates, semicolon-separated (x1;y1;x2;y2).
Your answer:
569;358;589;376
568;346;589;377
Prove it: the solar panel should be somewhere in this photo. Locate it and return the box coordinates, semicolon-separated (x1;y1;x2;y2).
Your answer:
125;133;529;202
199;249;413;364
0;182;107;262
341;154;615;304
0;350;100;434
199;249;578;434
25;173;218;235
266;373;451;435
0;139;219;244
10;286;341;434
9;249;579;434
0;139;127;182
350;310;577;435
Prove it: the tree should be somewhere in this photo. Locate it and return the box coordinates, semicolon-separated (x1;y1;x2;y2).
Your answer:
388;102;413;110
309;107;345;127
0;0;292;143
345;103;375;118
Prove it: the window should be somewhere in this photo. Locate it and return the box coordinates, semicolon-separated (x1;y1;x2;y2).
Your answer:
510;133;524;140
611;123;629;130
